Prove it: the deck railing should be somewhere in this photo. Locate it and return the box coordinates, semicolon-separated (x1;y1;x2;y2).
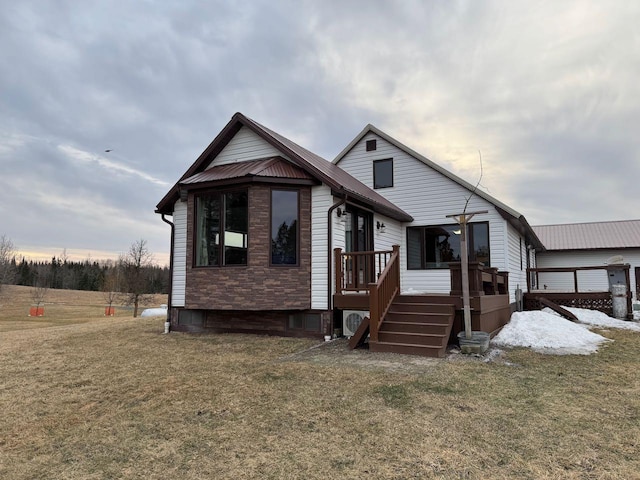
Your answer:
368;245;400;342
334;247;394;293
525;265;632;319
449;262;509;296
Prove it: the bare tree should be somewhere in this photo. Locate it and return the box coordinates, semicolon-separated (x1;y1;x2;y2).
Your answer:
30;270;49;312
0;235;16;296
102;266;121;315
120;239;155;317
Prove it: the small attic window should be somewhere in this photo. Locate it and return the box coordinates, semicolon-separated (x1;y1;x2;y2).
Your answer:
366;139;377;151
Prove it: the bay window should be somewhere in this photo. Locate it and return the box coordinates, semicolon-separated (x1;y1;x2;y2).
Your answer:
195;190;248;266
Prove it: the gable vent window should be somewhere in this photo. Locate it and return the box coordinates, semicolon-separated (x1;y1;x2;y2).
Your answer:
373;158;393;189
366;139;377;151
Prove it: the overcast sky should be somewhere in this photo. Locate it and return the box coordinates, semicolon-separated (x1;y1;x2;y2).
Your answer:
1;0;639;264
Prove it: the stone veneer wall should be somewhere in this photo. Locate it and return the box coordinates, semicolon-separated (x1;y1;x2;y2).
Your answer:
185;185;312;310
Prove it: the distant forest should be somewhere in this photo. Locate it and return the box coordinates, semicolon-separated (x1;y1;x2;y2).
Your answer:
6;256;169;294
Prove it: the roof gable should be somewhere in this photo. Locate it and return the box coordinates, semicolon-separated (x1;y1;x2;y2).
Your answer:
533;219;640;251
334;124;544;249
156;113;413;222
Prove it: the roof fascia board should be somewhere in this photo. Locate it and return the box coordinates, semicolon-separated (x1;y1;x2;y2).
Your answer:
181;177;318;190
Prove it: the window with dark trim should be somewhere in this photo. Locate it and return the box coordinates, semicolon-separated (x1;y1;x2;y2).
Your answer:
271;189;299;265
366;139;377;151
195;190;248;266
373;158;393;189
407;222;490;269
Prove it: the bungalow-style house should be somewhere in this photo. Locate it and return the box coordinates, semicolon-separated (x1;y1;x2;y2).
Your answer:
156;113;543;357
532;220;640;303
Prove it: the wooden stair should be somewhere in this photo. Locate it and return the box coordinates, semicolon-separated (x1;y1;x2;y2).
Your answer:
368;295;455;358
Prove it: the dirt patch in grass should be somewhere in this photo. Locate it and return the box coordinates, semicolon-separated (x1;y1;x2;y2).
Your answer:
1;300;639;479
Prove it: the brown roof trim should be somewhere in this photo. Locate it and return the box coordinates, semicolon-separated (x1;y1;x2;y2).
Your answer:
157;113;413;222
181;156;317;185
181;177;318;191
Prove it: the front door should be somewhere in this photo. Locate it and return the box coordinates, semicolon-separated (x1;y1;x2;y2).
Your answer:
345;207;374;290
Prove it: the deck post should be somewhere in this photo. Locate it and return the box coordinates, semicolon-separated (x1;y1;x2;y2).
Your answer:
369;282;379;342
392;244;400;288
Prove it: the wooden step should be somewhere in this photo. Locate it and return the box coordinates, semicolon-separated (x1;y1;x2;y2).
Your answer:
385;311;452;324
389;302;455;314
394;295;456;305
377;331;446;346
380;321;449;335
369;341;446;358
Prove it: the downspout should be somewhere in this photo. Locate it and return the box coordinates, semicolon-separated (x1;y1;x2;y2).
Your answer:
161;213;174;334
327;193;348;312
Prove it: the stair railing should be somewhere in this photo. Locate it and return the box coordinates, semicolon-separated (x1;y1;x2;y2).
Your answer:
369;245;400;342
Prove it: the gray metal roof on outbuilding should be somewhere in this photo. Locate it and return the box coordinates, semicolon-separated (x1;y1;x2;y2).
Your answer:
533;219;640;251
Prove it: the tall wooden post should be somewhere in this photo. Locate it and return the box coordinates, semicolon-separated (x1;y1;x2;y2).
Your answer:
446;210;488;340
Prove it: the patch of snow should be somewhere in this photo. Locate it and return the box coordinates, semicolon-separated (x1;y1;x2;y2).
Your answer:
546;307;640;332
492;311;610;355
140;306;168;318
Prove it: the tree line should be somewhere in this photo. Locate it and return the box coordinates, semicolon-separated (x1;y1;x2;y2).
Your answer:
7;256;169;294
0;237;169;316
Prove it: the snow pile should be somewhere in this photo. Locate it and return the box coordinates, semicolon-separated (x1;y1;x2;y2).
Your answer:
140;306;168;318
546;307;640;332
492;311;610;355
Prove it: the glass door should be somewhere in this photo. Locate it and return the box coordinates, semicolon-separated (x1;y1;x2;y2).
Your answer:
344;207;373;290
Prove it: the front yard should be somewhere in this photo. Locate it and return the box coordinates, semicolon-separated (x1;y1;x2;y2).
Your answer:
0;293;638;479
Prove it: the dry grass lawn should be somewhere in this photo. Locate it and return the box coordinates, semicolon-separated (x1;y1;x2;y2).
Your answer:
1;286;639;479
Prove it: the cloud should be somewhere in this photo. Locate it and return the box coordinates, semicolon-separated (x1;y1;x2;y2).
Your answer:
0;0;639;262
58;145;169;187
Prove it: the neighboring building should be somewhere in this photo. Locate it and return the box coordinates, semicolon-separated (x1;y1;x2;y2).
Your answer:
156;113;542;355
533;220;640;301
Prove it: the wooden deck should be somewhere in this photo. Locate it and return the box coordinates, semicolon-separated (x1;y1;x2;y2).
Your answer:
525;265;633;320
334;247;512;357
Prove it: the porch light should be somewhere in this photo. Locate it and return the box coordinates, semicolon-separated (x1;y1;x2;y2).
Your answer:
336;207;347;222
376;221;386;233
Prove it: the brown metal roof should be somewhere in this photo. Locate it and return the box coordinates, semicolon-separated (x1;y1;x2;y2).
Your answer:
533;219;640;250
157;112;413;222
181;157;315;184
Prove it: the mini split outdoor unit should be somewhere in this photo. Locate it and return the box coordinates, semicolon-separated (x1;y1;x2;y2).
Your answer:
342;310;369;337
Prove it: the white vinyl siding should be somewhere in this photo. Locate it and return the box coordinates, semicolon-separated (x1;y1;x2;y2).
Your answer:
171;200;187;307
338;132;508;294
536;249;640;300
207;126;288;167
506;224;527;303
372;214;402;281
311;185;333;310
